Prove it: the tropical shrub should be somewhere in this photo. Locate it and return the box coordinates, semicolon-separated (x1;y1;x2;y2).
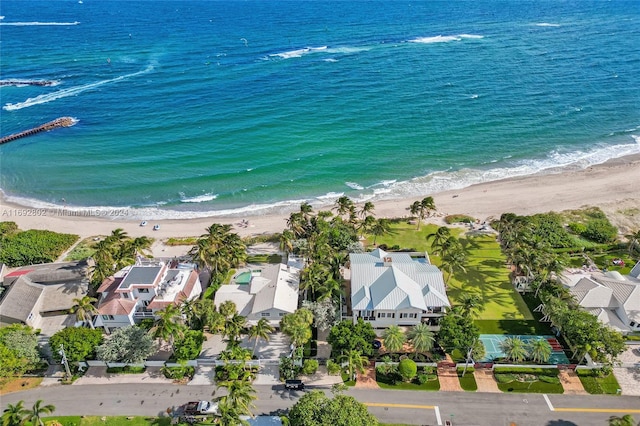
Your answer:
49;327;103;363
328;319;376;358
0;324;42;377
173;330;204;360
302;359;319;375
162;365;195;380
96;326;156;363
327;360;341;375
398;358;417;382
0;227;78;266
581;219;618;243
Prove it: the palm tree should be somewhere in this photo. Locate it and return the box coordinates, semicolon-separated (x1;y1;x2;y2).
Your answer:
501;337;528;363
217;378;257;416
407;323;435;357
224;313;248;345
70;295;98;329
334;196;355;218
370;218;391;245
150;304;185;351
280;309;313;348
219;300;238;319
279;229;295;257
248;318;274;356
189;223;246;282
408;200;422;230
440;243;467;284
625;230;640;256
338;349;369;381
21;400;55;426
457;293;484;318
382;325;406;353
527;338;552;364
608;414;637;426
426;226;451;254
216;399;249;426
2;400;27;426
358;201;375;219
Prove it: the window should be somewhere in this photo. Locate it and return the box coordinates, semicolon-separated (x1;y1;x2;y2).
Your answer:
101;315;115;321
400;313;408;319
279;313;285;317
122;293;129;299
138;288;149;294
631;321;636;327
261;313;271;317
400;313;417;319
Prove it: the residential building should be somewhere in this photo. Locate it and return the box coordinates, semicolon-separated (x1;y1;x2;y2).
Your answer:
348;248;450;328
563;261;640;334
214;264;300;327
0;261;88;331
94;259;202;333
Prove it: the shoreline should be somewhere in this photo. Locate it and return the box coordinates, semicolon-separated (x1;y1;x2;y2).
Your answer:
2;153;640;241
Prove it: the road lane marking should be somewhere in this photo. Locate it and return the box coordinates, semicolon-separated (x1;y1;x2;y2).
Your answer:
364;402;436;409
435;405;442;425
543;394;554;411
554;408;640;414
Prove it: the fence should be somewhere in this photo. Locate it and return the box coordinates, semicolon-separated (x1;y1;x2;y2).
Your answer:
79;358;280;369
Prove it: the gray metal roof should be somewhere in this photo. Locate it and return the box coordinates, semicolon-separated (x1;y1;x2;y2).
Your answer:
629;261;640;279
350;249;449;311
118;266;162;289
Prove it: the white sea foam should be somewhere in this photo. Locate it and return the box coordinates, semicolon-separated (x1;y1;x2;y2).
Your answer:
271;46;328;59
180;193;219;203
316;191;344;201
0;21;80;26
3;65;153;111
345;182;364;190
535;23;561;27
409;34;483;44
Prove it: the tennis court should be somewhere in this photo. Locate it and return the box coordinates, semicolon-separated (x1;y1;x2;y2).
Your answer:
479;334;570;364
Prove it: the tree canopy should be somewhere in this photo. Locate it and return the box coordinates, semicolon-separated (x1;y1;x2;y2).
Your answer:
288;391;379;426
49;327;103;363
328;318;376;358
96;326;156;363
0;324;41;378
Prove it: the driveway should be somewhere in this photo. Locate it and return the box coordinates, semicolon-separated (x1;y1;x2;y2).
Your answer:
614;345;640;396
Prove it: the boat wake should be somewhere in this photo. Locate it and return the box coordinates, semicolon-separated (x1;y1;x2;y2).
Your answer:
3;65;154;111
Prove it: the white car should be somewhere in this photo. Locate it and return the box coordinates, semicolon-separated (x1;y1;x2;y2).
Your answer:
153;224;160;231
140;221;148;226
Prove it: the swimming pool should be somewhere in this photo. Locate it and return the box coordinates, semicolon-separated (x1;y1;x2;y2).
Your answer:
235;271;252;285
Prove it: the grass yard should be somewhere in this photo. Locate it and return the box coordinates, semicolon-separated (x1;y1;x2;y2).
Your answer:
576;370;621;395
494;368;564;394
369;222;533;321
42;417;172;426
457;367;478;391
246;253;283;264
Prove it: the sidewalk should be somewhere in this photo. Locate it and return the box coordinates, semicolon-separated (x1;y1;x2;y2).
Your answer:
73;366;173;385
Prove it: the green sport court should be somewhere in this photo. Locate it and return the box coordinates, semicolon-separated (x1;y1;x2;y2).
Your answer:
479;334;571;364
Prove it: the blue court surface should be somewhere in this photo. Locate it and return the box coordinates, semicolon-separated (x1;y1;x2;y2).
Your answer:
479;334;570;364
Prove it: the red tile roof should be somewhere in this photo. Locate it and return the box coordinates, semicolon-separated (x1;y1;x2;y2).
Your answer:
5;269;33;277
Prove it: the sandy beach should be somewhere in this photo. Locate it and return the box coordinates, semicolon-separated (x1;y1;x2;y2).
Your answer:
2;154;640;243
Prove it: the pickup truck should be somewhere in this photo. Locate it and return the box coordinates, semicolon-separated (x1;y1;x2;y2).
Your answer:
183;400;219;415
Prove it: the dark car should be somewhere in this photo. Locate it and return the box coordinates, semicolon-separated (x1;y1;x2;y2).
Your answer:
285;379;305;390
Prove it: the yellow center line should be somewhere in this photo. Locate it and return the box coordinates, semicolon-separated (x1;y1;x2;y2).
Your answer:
555;408;640;414
364;402;435;410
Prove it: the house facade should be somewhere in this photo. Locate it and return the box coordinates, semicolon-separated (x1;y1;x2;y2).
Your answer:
565;261;640;335
0;262;88;330
214;264;300;327
94;259;202;333
348;249;450;328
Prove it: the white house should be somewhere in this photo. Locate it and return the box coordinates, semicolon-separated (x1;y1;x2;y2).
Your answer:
214;264;300;327
94;259;202;333
349;248;450;328
565;261;640;335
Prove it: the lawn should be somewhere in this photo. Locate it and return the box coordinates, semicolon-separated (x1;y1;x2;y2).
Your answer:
376;367;441;391
42;417;172;426
246;253;283;264
372;222;532;321
494;367;564;394
457;367;477;391
0;377;42;395
576;370;621;395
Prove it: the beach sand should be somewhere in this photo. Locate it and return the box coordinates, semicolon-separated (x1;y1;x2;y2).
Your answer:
2;155;640;245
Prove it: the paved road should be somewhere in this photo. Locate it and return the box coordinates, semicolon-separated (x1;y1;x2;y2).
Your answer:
2;384;639;426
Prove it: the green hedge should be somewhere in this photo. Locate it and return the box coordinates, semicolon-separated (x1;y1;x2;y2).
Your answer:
106;366;146;374
0;226;79;267
493;367;559;376
161;366;195;380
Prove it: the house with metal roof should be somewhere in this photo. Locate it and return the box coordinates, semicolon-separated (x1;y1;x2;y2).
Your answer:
567;261;640;335
0;261;88;330
214;264;300;327
348;248;450;328
94;260;202;333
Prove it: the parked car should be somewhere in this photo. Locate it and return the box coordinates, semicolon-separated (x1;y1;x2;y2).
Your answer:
285;379;305;390
153;224;160;231
140;221;148;226
183;400;219;415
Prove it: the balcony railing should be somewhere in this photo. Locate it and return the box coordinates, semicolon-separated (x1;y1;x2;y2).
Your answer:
133;310;155;318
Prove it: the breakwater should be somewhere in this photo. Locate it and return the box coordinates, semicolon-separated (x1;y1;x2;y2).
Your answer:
0;117;76;144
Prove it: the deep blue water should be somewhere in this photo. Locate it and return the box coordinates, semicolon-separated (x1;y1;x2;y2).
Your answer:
1;0;639;219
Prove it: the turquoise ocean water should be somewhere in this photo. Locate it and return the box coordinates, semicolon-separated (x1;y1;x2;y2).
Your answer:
1;0;639;219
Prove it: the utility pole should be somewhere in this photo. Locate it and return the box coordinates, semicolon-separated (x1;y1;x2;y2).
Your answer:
59;344;72;380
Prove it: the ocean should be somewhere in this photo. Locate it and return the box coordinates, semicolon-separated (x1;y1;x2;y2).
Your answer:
1;0;639;220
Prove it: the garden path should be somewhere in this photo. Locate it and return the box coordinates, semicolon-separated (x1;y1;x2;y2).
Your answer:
558;369;587;395
354;361;379;389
